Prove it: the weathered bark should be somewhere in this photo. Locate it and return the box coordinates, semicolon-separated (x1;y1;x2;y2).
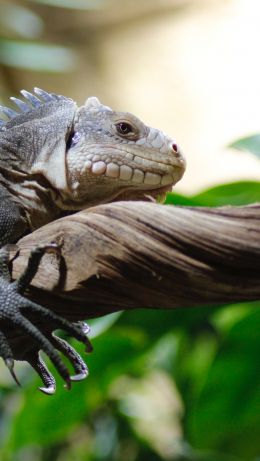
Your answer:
8;201;260;323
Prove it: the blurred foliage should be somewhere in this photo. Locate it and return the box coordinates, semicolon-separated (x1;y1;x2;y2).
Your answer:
31;0;106;9
0;39;78;72
0;2;260;459
0;0;103;75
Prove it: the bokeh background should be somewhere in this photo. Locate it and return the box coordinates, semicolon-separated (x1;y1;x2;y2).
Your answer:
0;1;259;460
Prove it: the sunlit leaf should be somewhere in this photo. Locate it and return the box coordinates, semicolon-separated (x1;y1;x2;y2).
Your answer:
166;181;260;207
0;39;78;72
88;311;122;338
229;134;260;159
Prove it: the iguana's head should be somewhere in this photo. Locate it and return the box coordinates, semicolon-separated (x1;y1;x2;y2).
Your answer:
65;96;186;207
0;89;186;211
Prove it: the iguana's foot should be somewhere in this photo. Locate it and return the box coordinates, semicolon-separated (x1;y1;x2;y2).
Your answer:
0;245;92;394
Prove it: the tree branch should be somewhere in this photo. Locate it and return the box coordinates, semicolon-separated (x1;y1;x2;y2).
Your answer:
8;201;260;322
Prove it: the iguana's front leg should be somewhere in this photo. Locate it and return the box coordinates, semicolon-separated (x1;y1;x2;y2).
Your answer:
0;244;92;394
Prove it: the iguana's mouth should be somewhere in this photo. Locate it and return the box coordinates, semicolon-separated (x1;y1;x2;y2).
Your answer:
66;142;186;192
115;184;173;203
62;158;184;210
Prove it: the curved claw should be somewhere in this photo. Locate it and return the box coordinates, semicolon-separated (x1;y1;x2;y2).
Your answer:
28;353;56;395
77;322;93;353
5;358;21;386
39;384;56;395
50;334;89;382
81;322;91;335
70;371;88;382
0;330;21;386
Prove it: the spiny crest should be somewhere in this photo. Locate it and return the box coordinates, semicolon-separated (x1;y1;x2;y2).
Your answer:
0;88;70;129
84;96;112;112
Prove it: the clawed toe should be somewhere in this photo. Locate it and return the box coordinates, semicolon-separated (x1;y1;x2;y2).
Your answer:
12;313;72;385
0;244;92;393
20;301;92;351
0;330;20;385
5;357;21;386
28;353;56;395
50;333;89;382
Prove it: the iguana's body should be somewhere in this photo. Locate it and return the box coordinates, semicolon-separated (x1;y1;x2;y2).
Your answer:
0;88;185;393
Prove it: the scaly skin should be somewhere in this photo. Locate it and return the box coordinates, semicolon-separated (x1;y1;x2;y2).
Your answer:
0;88;186;393
64;96;186;208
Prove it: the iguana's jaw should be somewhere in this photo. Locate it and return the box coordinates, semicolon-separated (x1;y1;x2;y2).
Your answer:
57;103;186;209
60;141;185;209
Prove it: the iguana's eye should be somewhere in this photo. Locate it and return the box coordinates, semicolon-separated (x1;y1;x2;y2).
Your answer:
66;131;81;150
115;122;133;135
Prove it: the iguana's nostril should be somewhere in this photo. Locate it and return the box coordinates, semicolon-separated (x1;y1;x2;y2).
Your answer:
172;143;178;153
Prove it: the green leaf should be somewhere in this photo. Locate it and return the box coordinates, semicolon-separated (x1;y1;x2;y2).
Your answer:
229;134;260;159
188;306;260;460
193;181;260;206
166;181;260;207
164;192;198;206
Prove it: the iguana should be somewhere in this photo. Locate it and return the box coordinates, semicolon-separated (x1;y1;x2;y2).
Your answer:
0;88;186;394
